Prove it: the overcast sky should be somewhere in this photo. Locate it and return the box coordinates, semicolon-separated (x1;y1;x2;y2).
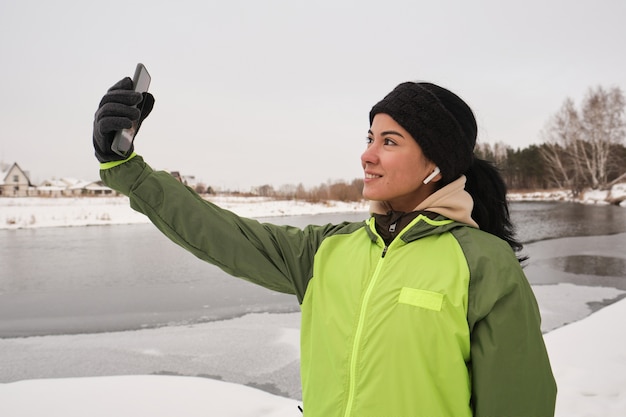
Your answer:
1;0;624;190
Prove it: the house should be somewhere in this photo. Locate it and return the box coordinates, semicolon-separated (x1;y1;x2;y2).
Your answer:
37;178;71;197
37;178;118;197
73;180;117;196
0;162;35;197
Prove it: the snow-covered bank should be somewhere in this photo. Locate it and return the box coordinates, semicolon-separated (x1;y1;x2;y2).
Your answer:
508;182;626;207
0;196;369;229
1;298;625;417
545;297;626;416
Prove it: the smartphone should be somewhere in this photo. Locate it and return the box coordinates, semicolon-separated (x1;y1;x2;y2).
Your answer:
111;63;151;157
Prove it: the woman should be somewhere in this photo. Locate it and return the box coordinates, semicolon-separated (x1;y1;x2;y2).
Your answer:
93;79;557;416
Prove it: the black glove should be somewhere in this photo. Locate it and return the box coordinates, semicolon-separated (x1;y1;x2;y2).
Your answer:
93;77;155;163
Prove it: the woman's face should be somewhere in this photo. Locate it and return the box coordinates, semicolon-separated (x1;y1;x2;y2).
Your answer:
361;113;440;212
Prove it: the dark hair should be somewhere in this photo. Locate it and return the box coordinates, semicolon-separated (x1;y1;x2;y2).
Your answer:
370;82;525;258
465;158;524;258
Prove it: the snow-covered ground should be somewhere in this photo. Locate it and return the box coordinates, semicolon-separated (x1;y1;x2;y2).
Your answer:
1;188;626;416
0;195;369;229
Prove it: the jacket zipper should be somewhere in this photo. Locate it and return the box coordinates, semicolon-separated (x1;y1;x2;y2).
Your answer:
343;245;388;417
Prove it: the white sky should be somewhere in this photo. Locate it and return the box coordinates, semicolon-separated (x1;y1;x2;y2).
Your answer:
1;0;624;190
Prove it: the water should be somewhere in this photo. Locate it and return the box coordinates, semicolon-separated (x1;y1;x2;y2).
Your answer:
511;201;626;243
0;212;368;337
1;203;625;338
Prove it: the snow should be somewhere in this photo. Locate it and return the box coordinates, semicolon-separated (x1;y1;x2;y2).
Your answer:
0;375;300;417
1;190;626;416
546;298;626;416
507;183;626;208
0;195;369;229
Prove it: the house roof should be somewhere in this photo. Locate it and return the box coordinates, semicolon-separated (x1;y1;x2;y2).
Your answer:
0;162;24;185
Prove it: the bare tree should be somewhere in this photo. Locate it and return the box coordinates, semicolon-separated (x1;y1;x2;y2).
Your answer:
540;98;583;192
540;86;626;193
579;86;626;188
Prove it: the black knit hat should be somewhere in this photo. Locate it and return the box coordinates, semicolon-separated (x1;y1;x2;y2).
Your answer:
369;82;477;184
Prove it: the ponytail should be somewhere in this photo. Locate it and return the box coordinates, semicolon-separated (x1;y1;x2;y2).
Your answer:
464;158;526;260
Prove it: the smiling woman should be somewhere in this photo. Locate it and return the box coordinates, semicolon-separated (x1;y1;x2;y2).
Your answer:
92;76;556;416
362;113;439;211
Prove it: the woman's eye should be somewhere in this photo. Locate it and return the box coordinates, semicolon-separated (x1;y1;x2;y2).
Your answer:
365;137;374;144
384;138;396;146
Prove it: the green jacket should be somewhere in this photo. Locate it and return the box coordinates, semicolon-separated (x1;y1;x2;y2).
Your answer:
101;155;557;417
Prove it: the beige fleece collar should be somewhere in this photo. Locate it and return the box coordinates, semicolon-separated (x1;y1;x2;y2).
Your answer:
368;176;479;228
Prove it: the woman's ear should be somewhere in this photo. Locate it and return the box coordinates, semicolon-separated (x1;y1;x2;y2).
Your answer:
423;166;441;184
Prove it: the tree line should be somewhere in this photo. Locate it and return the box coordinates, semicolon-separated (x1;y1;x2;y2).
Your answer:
477;85;626;194
203;179;366;203
196;85;625;201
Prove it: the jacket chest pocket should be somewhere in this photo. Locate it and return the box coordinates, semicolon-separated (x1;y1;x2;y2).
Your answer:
398;287;444;311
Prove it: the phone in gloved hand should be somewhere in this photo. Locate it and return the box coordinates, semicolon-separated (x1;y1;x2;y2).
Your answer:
111;63;151;157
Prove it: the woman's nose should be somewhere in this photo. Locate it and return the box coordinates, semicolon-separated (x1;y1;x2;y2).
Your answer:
361;144;379;166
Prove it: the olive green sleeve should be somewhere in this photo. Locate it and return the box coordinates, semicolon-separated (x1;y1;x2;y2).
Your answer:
454;228;557;417
100;155;338;303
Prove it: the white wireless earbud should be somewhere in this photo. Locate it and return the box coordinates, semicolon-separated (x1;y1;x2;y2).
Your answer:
423;166;440;184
